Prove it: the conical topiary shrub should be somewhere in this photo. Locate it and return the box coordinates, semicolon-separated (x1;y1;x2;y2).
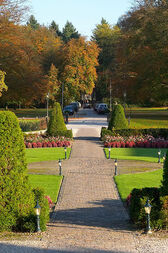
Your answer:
47;102;67;136
0;111;35;231
161;151;168;195
108;104;128;130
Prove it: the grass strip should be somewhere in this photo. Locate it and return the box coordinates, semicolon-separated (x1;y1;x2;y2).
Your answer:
114;169;163;201
29;174;63;202
104;148;167;163
26;147;71;163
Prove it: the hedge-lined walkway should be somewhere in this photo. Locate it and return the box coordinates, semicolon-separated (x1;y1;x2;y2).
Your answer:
40;127;167;253
44;127;137;252
0;126;167;252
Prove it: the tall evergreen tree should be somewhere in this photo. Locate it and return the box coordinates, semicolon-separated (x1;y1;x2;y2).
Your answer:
62;21;80;43
49;20;62;37
27;15;39;30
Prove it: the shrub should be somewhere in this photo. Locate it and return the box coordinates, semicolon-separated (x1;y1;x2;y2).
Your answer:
160;196;168;229
16;187;50;232
108;104;128;130
161;151;168;195
32;187;49;232
53;130;73;138
47;102;67;136
101;127;168;139
19;118;47;132
129;187;162;229
0;111;35;231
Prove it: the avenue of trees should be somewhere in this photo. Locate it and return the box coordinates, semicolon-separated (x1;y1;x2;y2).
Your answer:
93;0;168;106
0;0;168;107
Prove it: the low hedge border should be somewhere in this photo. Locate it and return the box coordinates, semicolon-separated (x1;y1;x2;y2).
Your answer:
19;118;47;132
101;127;168;139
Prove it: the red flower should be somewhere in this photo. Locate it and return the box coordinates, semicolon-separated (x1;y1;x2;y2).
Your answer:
26;142;32;148
47;142;52;147
37;142;42;148
32;142;37;148
42;142;48;147
45;195;53;208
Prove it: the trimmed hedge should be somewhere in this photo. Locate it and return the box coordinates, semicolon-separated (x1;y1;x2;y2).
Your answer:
0;111;49;232
47;102;67;136
101;127;168;139
129;187;162;229
129;152;168;230
19;118;47;132
0;111;35;231
53;130;73;138
108;104;128;130
16;187;49;232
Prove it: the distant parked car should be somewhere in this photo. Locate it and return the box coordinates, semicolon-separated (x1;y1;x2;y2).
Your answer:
94;103;100;111
97;103;109;114
70;102;79;112
63;105;75;115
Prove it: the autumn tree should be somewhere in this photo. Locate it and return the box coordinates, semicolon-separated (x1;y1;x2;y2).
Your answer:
48;64;60;103
92;18;121;101
0;0;29;23
0;70;7;96
61;37;100;103
117;0;168;105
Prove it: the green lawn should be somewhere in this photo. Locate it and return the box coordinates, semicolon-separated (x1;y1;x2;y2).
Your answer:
29;174;63;202
114;169;163;201
26;147;71;163
104;148;167;163
129;118;168;129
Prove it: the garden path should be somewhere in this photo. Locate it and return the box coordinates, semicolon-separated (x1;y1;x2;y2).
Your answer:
0;109;167;253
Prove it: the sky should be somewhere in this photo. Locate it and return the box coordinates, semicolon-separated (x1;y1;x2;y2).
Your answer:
29;0;133;38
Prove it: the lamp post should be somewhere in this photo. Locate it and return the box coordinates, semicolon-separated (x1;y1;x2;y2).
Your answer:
123;91;126;114
114;159;118;176
158;149;161;163
59;159;62;175
34;200;41;233
46;93;49;123
144;199;152;234
108;147;111;159
64;147;67;159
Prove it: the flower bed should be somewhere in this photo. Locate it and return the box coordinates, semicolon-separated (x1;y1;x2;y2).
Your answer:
24;134;71;148
103;134;168;148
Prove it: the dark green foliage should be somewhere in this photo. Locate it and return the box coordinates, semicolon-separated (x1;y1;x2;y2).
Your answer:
160;196;168;229
47;102;67;136
129;188;162;229
0;111;35;231
101;127;168;139
161;151;168;195
54;130;73;138
16;187;49;232
27;15;40;30
62;21;80;43
32;187;50;232
19;118;46;132
108;104;128;130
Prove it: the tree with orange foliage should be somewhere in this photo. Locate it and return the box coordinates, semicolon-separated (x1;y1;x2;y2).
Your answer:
62;37;100;103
